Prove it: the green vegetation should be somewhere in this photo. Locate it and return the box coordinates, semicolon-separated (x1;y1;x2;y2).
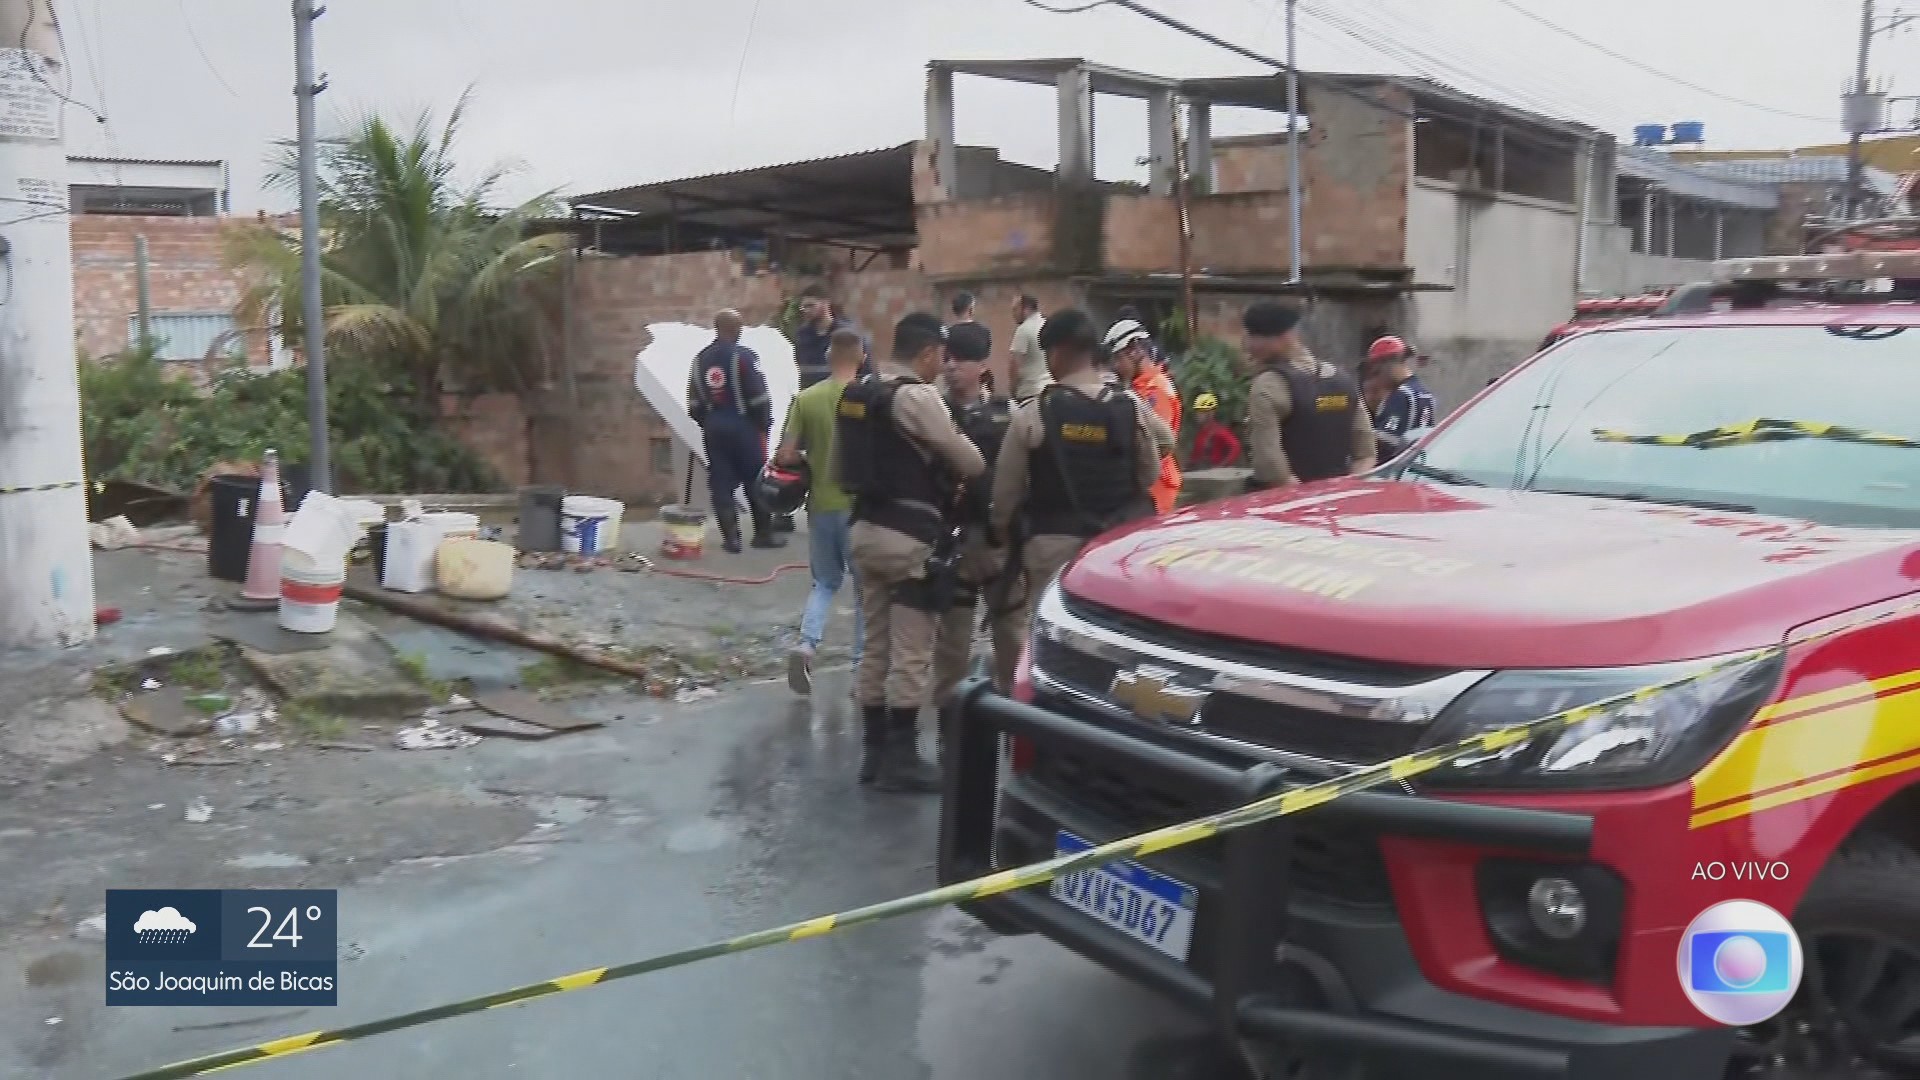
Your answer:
1167;336;1247;464
282;701;348;740
516;655;606;691
165;648;227;692
393;652;457;704
80;92;562;496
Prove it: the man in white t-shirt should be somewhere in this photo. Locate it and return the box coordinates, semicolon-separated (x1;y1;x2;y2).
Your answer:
1007;293;1050;402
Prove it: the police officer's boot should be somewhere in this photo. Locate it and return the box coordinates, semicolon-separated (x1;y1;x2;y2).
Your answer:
748;502;787;550
858;705;887;785
716;507;744;554
872;707;942;795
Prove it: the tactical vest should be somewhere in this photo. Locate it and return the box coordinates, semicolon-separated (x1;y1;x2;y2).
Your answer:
951;396;1010;525
835;374;944;543
1274;362;1360;484
1027;385;1152;538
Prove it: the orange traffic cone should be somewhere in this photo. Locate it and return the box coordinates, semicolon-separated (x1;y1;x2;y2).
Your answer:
237;449;286;607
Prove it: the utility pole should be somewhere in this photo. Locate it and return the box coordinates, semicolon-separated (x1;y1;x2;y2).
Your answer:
0;0;94;647
1846;0;1875;219
293;0;331;494
1284;0;1303;284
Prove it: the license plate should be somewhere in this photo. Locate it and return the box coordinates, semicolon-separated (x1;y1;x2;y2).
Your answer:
1050;830;1197;961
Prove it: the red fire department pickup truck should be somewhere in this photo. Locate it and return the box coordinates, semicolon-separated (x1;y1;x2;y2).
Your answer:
939;252;1920;1080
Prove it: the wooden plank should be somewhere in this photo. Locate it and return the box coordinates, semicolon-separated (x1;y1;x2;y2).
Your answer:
471;688;603;732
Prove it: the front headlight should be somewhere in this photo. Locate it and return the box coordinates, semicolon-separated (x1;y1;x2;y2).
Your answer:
1416;652;1783;791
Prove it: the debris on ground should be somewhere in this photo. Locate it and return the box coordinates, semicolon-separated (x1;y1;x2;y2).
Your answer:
458;713;558;740
394;715;482;751
122;686;215;738
675;686;719;705
73;914;106;942
213;711;263;736
471;688;602;733
183;798;213;824
89;515;142;550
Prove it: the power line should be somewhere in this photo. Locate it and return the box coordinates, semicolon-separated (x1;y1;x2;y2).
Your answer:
177;0;240;99
1488;0;1833;123
727;0;762;122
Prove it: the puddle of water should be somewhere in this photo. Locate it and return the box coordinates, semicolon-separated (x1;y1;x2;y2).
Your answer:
665;817;739;854
227;852;310;870
25;952;87;987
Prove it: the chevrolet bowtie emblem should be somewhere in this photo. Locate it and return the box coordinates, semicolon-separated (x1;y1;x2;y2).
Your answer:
1108;665;1210;726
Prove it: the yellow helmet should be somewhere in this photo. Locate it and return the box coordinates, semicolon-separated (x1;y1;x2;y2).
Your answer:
1194;392;1219;411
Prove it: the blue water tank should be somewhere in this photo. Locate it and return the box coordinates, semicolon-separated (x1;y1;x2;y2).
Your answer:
1633;124;1667;147
1671;121;1705;144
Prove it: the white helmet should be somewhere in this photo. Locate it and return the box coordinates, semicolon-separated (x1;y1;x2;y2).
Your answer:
1103;318;1151;353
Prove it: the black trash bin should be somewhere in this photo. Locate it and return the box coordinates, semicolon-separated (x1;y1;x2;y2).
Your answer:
517;485;565;552
208;474;262;583
282;463;314;516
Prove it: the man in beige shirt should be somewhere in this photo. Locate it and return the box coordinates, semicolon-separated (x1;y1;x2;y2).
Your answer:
1007;293;1051;401
988;309;1174;687
1240;301;1376;490
839;313;986;794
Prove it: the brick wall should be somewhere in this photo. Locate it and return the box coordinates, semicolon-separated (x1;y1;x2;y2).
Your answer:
1103;195;1182;273
1213;136;1293;194
1190;192;1297;273
1299;81;1414;269
439;392;530;490
916;193;1058;279
72;215;272;365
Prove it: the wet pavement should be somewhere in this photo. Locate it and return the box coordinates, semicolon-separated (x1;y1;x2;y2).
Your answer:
1;666;1241;1080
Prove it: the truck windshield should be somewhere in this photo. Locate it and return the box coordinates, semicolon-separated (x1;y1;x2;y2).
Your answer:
1408;324;1920;528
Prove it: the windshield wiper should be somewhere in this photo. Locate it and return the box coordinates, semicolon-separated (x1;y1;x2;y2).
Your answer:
1591;418;1920;451
1531;488;1757;513
1403;461;1484;486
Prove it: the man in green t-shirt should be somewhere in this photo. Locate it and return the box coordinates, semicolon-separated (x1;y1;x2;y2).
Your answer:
777;329;866;695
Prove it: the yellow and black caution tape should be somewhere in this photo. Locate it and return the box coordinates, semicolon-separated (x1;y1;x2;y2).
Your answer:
0;478;84;496
118;647;1779;1080
1592;417;1920;450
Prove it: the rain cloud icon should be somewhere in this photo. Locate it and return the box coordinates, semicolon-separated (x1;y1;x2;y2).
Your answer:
133;907;197;943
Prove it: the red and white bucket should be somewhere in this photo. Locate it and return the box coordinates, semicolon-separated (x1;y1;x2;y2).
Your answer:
279;550;345;634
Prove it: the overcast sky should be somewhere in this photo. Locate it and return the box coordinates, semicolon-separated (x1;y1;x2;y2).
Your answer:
62;0;1903;212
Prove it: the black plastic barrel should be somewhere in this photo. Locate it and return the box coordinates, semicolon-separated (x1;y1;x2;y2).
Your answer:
366;522;391;582
282;463;313;516
517;485;565;552
208;475;261;582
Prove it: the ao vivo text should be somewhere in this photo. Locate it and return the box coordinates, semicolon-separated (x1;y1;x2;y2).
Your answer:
1691;860;1790;881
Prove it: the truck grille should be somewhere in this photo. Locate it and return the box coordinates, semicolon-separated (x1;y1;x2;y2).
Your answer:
1032;635;1427;766
1029;739;1395;907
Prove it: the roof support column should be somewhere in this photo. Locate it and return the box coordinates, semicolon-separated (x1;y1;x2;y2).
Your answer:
1147;89;1176;195
1713;207;1724;260
1187;101;1213;194
1057;64;1095;185
924;64;958;202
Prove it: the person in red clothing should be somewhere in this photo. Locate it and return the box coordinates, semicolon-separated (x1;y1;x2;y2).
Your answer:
1188;392;1242;468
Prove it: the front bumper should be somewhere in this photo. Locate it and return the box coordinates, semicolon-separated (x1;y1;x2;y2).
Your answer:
936;680;1735;1080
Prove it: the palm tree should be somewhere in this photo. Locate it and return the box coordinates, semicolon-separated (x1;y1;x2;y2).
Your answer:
226;90;573;403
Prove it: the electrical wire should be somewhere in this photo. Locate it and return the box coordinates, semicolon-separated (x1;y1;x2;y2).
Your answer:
1488;0;1832;124
177;0;241;100
20;2;106;125
727;0;763;123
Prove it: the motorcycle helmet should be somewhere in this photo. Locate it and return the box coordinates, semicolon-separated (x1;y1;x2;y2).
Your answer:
757;460;810;517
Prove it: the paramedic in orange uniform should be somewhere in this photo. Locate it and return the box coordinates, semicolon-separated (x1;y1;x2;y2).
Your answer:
1104;318;1181;513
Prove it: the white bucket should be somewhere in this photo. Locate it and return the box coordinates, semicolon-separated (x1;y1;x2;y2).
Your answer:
279;550;345;633
281;490;365;567
560;496;622;554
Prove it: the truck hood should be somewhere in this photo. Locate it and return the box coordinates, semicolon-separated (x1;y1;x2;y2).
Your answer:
1059;481;1920;669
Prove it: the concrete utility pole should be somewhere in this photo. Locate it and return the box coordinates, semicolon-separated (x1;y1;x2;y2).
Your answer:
293;0;331;494
1846;0;1875;219
1284;0;1303;284
0;0;95;648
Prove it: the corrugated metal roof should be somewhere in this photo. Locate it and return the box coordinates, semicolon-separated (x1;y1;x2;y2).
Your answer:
69;155;225;168
1685;155;1901;194
1615;145;1779;210
572;144;910;206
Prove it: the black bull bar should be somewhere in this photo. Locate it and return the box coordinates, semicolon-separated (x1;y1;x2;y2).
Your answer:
935;677;1603;1077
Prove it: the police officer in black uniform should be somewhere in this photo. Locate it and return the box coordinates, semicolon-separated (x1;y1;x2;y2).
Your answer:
837;314;985;793
988;310;1173;671
687;309;787;552
1241;302;1377;491
933;321;1013;705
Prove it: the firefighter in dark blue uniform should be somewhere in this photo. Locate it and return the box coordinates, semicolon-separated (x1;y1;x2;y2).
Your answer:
687;309;787;553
